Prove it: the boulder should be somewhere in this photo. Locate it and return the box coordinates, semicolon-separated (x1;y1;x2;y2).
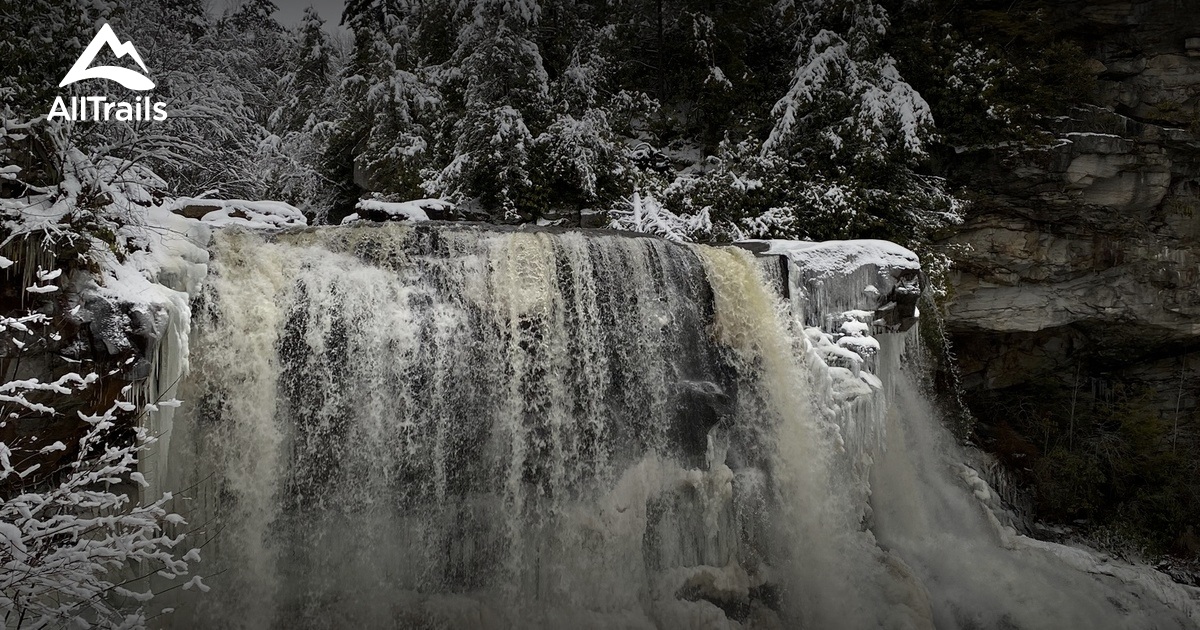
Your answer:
169;198;308;229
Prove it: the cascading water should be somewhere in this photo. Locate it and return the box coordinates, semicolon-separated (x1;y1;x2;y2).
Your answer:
871;340;1200;629
161;222;1199;629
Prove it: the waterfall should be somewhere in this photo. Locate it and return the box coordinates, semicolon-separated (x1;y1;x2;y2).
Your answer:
871;337;1200;629
162;222;1199;629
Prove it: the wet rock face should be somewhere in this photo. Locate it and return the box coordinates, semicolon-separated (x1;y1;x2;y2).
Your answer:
66;295;166;381
941;1;1200;419
0;250;171;490
1077;0;1200;125
1063;132;1171;210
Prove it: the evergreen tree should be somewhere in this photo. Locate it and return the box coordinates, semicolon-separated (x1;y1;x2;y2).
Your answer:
613;0;961;247
533;18;634;213
225;0;283;33
260;6;338;212
0;0;107;122
764;0;932;171
326;0;445;216
219;0;288;131
275;6;332;135
426;0;550;220
158;0;210;40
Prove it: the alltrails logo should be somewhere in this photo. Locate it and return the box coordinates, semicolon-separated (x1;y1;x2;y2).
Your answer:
48;24;167;122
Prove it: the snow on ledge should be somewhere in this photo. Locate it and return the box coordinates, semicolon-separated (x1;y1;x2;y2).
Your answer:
342;198;454;224
743;239;920;277
167;198;308;229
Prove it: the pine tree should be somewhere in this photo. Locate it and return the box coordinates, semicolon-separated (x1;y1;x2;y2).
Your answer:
220;0;288;130
260;6;338;212
533;16;633;212
270;5;335;137
742;0;957;243
427;0;550;220
157;0;210;41
324;0;445;216
0;0;107;121
764;0;932;172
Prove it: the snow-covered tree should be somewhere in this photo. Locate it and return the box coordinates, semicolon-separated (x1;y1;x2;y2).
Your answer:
531;16;637;212
327;0;444;213
425;0;551;220
272;7;333;136
764;0;933;168
0;0;109;121
655;0;962;246
258;7;339;214
156;0;210;41
535;108;627;208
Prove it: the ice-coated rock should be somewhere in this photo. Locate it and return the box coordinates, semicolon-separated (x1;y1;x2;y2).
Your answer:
736;239;923;334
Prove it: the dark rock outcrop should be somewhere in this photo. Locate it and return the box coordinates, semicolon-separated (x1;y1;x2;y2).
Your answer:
941;2;1200;457
0;235;175;489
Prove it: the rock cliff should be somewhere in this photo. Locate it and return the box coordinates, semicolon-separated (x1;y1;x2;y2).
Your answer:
940;0;1200;496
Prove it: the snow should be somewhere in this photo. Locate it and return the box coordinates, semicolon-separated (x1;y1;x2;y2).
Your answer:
841;319;871;336
746;238;920;277
827;366;875;402
343;198;453;224
1065;132;1124;140
609;191;711;242
165;197;308;229
838;334;881;354
956;464;1200;622
86;204;212;505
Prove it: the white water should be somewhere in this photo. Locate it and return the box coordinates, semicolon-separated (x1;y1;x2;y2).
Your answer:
872;339;1200;629
162;223;1199;629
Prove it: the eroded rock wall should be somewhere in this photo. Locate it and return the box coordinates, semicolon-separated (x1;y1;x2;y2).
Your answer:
942;1;1200;449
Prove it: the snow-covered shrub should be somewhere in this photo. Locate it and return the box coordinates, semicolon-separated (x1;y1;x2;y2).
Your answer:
0;262;202;629
608;191;710;242
0;117;169;261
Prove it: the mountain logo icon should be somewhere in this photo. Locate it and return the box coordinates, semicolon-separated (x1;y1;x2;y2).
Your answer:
59;23;155;91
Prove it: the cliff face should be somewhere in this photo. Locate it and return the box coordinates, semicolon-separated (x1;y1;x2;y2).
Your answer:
941;2;1199;464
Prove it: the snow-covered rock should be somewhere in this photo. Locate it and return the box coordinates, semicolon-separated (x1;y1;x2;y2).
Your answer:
738;238;923;333
342;198;455;224
750;239;920;277
168;197;308;229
